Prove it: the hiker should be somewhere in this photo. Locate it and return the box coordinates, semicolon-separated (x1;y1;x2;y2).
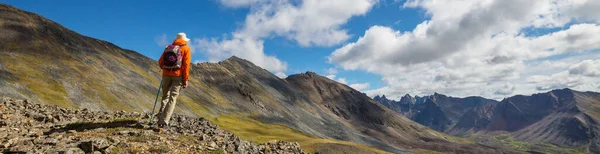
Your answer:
156;32;191;129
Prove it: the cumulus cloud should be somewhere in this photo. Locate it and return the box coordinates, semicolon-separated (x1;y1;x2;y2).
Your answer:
325;74;336;80
337;78;348;84
494;84;515;96
326;68;338;75
197;37;287;73
331;0;600;100
230;0;378;46
350;82;370;91
275;72;287;78
569;60;600;77
322;67;369;91
155;34;168;47
201;0;378;74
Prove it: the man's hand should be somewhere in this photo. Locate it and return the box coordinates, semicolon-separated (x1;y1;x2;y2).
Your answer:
182;81;188;89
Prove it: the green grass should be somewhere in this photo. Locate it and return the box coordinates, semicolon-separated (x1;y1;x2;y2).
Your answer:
207;148;226;154
1;54;74;109
469;134;587;154
205;114;391;154
493;134;532;151
128;134;160;143
148;145;170;153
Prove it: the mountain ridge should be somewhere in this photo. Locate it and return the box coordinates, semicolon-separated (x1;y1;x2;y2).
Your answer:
0;4;517;153
373;93;498;133
375;88;600;153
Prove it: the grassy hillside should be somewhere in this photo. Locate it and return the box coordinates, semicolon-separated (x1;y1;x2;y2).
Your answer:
0;3;519;154
467;134;586;154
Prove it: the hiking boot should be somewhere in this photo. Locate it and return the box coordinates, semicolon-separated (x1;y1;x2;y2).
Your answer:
160;124;170;131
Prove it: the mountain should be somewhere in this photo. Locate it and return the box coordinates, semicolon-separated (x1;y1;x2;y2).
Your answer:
447;104;496;136
0;4;515;153
377;89;600;153
483;89;600;153
373;93;498;133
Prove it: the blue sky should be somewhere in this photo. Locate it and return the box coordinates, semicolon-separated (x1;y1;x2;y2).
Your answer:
3;0;393;90
4;0;600;100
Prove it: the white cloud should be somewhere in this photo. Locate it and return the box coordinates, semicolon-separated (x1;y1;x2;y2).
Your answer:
331;0;600;100
337;78;348;84
325;74;336;80
197;37;287;73
155;34;168;47
201;0;378;74
326;68;338;75
350;82;370;91
275;71;287;78
569;59;600;77
323;69;370;91
233;0;378;46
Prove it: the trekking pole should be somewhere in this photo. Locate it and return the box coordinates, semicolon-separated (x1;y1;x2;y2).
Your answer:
149;79;163;124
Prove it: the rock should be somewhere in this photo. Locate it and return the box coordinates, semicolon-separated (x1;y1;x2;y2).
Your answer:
78;140;95;153
94;138;110;149
64;148;85;154
128;131;140;136
200;134;208;141
208;141;217;150
0;97;309;154
78;138;109;153
26;112;46;122
226;144;235;153
104;145;117;154
1;142;11;148
134;123;150;129
8;142;34;153
44;138;60;146
117;131;130;136
107;137;120;144
28;129;44;137
46;114;55;123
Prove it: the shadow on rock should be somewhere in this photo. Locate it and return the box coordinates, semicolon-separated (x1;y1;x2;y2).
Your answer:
45;119;148;135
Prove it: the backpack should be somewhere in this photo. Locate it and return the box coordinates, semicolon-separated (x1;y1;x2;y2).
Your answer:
161;45;183;70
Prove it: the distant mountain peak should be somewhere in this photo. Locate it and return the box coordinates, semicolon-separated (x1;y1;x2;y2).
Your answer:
286;71;322;80
373;95;381;100
550;88;575;93
223;56;252;65
432;92;448;98
304;71;318;77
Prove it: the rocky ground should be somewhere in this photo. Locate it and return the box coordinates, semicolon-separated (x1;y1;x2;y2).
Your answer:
0;97;307;154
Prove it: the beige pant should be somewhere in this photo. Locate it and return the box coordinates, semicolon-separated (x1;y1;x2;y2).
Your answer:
158;75;183;125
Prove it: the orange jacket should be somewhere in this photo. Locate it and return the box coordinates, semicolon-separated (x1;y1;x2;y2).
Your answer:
158;38;191;82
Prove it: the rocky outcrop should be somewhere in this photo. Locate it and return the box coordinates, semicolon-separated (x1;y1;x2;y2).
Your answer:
411;98;453;132
373;93;498;134
448;104;496;136
0;97;306;154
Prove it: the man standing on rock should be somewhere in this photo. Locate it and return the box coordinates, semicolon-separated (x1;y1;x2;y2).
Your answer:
156;32;191;129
